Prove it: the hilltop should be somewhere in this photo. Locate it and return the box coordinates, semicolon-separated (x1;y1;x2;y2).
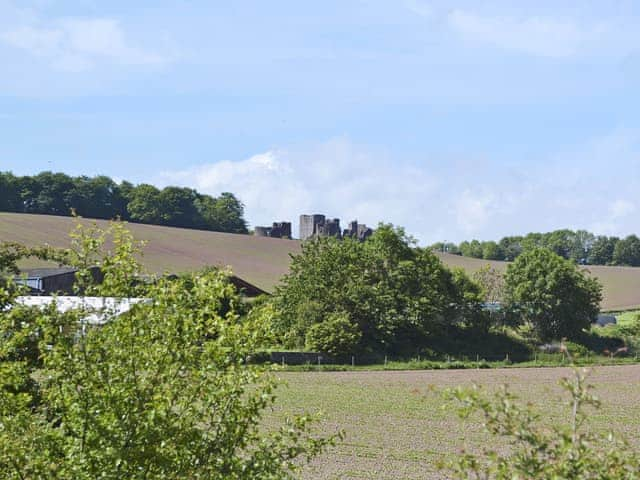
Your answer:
2;212;640;311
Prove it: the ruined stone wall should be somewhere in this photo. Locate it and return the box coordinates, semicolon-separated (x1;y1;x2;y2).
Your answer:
343;219;374;241
254;226;271;237
299;214;325;240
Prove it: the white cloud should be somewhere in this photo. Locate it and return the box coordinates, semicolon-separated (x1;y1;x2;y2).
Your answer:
157;131;640;245
455;190;495;234
447;10;601;57
159;138;439;241
1;17;167;71
610;199;635;219
403;0;432;19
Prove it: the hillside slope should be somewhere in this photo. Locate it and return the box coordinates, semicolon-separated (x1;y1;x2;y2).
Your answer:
0;212;299;293
435;252;640;312
1;212;639;310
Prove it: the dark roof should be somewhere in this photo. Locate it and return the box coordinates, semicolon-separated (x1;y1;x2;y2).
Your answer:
228;275;269;297
19;267;78;278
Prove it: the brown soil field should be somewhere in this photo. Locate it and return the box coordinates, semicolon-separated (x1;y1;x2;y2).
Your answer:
2;212;640;309
0;212;300;292
437;252;640;311
272;365;640;479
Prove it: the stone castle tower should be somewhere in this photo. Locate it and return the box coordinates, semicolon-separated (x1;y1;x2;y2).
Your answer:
299;214;341;240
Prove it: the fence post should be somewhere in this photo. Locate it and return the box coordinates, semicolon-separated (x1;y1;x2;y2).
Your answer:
317;355;321;367
384;355;388;366
281;356;285;367
351;355;355;367
476;354;480;370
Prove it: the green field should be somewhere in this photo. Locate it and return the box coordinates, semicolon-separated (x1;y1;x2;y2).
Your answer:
3;212;640;310
270;366;640;479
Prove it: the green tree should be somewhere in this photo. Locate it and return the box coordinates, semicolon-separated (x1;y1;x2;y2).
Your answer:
613;234;640;266
29;171;75;215
587;235;618;265
481;241;502;260
449;267;487;331
504;248;602;340
275;225;473;354
305;311;362;357
0;172;21;212
460;240;483;258
498;236;522;261
158;186;202;228
472;265;505;304
127;183;163;224
66;175;123;220
0;223;337;479
568;229;595;263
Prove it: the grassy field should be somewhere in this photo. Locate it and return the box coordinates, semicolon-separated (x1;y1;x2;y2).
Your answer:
270;365;640;479
3;212;640;310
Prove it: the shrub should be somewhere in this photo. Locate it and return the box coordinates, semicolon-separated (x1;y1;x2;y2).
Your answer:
505;248;602;340
0;222;338;479
441;367;640;479
305;312;362;357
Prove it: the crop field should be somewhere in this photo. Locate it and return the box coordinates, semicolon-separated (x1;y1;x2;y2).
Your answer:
0;212;300;292
3;212;640;309
439;252;640;312
270;366;640;479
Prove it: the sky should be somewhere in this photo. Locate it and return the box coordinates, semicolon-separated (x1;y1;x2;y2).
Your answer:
1;0;639;244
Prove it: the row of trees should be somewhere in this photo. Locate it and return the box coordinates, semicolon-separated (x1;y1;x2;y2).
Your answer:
273;226;603;356
0;171;248;233
433;229;640;266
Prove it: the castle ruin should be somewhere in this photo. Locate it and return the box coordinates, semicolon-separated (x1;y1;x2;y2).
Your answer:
299;214;373;242
254;221;292;239
343;220;374;242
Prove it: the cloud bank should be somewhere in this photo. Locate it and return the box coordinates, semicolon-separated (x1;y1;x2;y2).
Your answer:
158;134;640;244
1;17;167;71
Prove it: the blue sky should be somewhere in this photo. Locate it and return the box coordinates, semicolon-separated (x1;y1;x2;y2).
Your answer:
1;0;639;243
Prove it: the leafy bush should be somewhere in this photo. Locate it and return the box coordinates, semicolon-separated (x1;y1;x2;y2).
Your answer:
305;312;362;357
563;341;591;358
275;225;485;354
441;367;640;479
0;222;338;479
505;247;602;340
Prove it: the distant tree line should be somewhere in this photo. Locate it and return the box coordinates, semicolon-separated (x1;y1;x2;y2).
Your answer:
0;171;248;233
432;229;640;266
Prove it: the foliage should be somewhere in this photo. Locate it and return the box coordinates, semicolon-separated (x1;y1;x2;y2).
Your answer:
305;312;362;357
433;228;625;265
441;367;640;479
613;234;640;266
504;248;602;340
449;268;488;331
274;224;484;354
0;222;336;479
0;170;248;234
472;265;505;304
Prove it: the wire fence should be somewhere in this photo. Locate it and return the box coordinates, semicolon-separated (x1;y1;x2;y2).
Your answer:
264;350;640;368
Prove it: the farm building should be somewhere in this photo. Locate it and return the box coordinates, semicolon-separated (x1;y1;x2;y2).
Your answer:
15;296;152;327
13;267;102;295
14;267;266;298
